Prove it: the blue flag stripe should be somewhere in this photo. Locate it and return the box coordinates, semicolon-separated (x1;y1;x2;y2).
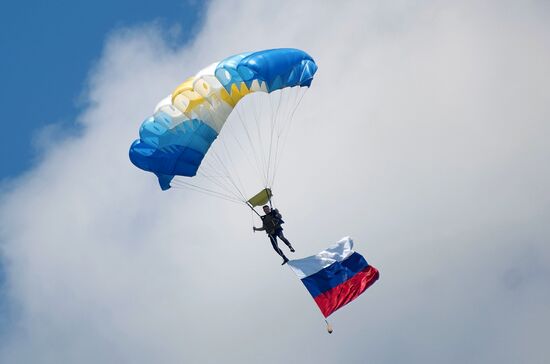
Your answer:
301;252;369;298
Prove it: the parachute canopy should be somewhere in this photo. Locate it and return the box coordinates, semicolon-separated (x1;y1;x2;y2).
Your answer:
129;48;318;191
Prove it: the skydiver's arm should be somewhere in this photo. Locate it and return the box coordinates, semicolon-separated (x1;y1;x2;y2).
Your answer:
253;226;266;231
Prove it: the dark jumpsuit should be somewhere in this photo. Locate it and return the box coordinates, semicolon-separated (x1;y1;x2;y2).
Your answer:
260;209;293;259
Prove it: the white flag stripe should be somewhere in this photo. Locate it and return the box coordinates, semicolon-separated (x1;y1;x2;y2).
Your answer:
287;237;354;279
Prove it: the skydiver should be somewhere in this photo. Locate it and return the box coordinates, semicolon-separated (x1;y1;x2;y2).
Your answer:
253;205;295;265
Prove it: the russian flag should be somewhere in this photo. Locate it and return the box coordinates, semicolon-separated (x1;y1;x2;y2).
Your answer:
288;237;379;318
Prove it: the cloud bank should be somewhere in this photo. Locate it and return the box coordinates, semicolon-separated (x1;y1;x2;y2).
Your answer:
1;1;549;363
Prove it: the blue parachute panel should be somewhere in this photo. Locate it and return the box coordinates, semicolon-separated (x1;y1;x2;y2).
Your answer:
129;114;218;190
215;48;318;93
214;52;253;92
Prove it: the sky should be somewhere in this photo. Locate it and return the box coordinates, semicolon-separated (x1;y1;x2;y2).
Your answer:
0;0;205;180
1;0;550;363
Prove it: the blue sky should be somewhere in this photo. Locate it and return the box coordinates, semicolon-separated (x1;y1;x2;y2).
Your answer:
0;0;206;180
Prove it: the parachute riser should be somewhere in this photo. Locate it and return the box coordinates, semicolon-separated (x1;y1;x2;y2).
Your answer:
245;202;262;217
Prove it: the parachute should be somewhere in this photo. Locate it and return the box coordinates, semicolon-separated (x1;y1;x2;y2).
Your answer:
129;48;317;205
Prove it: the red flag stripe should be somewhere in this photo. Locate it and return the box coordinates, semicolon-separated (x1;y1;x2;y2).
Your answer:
313;265;379;317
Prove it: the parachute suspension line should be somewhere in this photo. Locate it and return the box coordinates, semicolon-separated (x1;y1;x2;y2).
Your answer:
229;108;264;181
197;148;245;202
255;91;271;186
170;179;243;204
209;148;248;202
233;105;268;187
265;87;284;188
234;93;265;184
236;101;266;186
269;86;296;187
265;90;276;188
266;87;292;188
242;88;279;190
280;86;306;140
183;162;247;203
196;170;244;201
270;88;296;179
171;175;240;201
274;87;308;184
215;136;249;199
225;123;265;190
270;86;308;188
207;112;260;202
198;153;243;201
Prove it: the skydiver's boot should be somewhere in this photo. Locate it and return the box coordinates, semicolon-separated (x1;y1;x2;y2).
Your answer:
282;256;289;265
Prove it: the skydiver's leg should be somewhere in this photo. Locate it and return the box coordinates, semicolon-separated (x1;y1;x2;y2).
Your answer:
269;234;288;263
277;230;295;252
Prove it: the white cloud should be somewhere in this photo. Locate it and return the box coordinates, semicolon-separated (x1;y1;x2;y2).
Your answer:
1;1;550;363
